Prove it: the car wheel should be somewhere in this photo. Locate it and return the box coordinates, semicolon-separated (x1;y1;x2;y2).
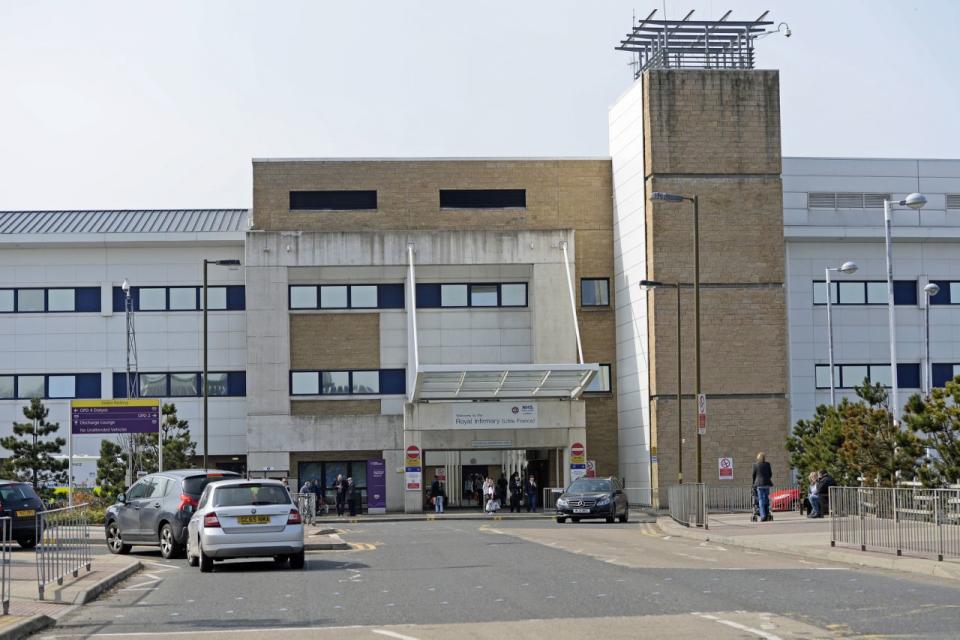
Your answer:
572;517;581;523
290;550;305;570
274;555;289;565
199;544;213;573
16;536;36;549
556;516;566;524
618;509;629;523
159;523;184;560
106;521;132;555
605;510;616;524
187;539;199;567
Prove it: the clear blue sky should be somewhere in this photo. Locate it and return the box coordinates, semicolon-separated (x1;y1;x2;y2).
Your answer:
1;0;956;209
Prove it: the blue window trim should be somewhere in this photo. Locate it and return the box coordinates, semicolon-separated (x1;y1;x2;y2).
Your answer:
112;371;246;398
814;363;921;389
288;284;407;311
0;287;101;313
415;283;529;309
112;286;245;312
0;373;101;400
812;280;917;306
289;369;406;396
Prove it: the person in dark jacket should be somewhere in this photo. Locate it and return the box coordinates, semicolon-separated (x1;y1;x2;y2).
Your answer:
525;475;538;513
752;452;773;522
813;470;836;518
334;474;347;516
496;476;507;505
346;477;358;516
509;473;522;512
430;478;445;513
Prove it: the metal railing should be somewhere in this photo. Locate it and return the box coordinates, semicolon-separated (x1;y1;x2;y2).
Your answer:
542;487;563;512
36;504;92;600
830;486;960;561
0;518;9;615
706;485;803;514
623;484;658;509
666;484;707;529
291;493;317;525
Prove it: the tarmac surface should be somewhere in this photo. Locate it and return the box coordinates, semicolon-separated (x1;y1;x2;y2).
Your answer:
33;516;960;639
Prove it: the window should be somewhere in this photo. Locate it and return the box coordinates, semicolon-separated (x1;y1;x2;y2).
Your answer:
291;369;406;396
168;287;197;311
813;280;917;306
290;286;318;309
470;285;498;307
113;286;244;312
0;290;12;313
289;190;377;211
808;192;890;209
17;290;44;312
815;364;921;389
126;481;149;501
139;288;166;311
928;281;960;306
203;372;229;397
441;284;468;307
581;278;610;307
47;289;75;312
932;364;960;388
439;189;526;209
113;372;245;398
320;285;348;309
47;376;76;399
350;285;377;308
140;373;167;396
205;287;227;310
0;376;13;399
170;373;199;397
584;364;612;393
500;283;527;307
17;376;44;399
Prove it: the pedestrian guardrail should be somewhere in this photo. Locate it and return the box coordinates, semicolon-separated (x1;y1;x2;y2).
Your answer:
542;487;563;511
666;484;708;529
624;484;657;509
36;504;92;600
291;493;317;525
830;486;960;561
0;517;10;615
706;485;803;514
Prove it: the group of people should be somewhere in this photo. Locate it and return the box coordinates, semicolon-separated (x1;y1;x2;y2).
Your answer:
752;452;837;522
432;472;540;514
297;475;360;518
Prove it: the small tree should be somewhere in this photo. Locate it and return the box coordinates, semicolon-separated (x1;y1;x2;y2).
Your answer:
0;398;68;494
902;376;960;486
96;439;128;502
786;402;852;485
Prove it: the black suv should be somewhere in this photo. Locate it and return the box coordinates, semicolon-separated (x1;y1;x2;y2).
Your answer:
105;469;239;559
0;481;45;548
555;477;629;524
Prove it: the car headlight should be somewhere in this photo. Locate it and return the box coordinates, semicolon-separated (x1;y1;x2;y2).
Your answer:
556;498;568;508
597;495;611;506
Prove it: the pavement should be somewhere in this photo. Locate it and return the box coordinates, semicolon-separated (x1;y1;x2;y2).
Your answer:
37;518;960;639
657;510;960;582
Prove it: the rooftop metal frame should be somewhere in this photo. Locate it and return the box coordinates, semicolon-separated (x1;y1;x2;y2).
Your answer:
616;9;773;78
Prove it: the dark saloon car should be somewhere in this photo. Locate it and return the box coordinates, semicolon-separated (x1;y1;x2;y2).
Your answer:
555;477;629;524
105;469;240;559
0;481;45;548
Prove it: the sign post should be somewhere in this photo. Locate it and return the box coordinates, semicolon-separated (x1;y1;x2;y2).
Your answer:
697;393;707;435
570;441;587;482
405;445;422;492
69;399;161;506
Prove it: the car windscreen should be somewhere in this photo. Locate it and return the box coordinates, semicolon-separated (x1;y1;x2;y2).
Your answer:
0;484;40;503
182;473;239;497
213;484;291;507
567;479;612;493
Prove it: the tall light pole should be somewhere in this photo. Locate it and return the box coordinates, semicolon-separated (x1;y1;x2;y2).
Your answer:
824;261;858;407
923;282;940;394
883;193;927;424
202;259;242;471
641;279;685;484
652;191;701;482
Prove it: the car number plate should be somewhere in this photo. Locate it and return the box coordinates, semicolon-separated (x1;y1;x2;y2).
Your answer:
15;509;35;517
237;515;270;525
573;508;591;514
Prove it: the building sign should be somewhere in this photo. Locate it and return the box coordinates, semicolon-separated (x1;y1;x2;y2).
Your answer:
451;403;537;429
718;457;733;480
70;399;161;435
697;393;707;435
405;445;422;492
366;459;386;512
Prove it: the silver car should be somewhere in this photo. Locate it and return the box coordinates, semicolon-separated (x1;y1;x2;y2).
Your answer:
186;479;305;572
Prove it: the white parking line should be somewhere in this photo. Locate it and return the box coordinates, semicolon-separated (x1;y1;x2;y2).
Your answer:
693;613;785;640
372;630;421;640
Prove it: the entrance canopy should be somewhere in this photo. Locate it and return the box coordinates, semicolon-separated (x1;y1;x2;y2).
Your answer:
411;363;599;401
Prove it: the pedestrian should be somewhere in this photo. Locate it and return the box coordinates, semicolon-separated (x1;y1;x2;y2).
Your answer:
509;472;522;513
347;477;358;516
430;477;445;513
525;475;538;513
752;452;773;522
484;477;498;514
497;475;507;505
335;474;346;516
282;478;291;493
313;478;328;515
815;469;836;518
805;471;820;517
299;479;316;522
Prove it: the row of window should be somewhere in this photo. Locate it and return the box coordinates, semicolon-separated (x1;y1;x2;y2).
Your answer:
808;193;960;210
416;283;528;309
290;284;404;310
814;364;920;389
0;374;101;399
813;280;960;306
112;286;245;312
289;189;527;211
290;370;406;396
0;288;101;313
112;372;246;398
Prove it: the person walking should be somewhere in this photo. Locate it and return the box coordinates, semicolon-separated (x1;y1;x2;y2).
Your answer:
509;472;522;513
334;474;346;517
346;477;358;516
752;452;773;522
525;475;538;513
430;477;445;513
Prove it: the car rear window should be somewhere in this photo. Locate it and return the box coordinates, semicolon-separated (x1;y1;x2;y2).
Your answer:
182;473;239;496
213;484;291;507
567;479;612;493
0;484;40;502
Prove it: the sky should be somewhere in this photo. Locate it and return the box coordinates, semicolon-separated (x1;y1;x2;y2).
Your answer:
1;0;957;210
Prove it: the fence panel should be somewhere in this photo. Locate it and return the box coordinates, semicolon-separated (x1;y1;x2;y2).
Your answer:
290;493;317;525
542;488;563;512
0;517;9;615
706;485;802;514
666;484;707;529
830;486;960;561
36;504;92;600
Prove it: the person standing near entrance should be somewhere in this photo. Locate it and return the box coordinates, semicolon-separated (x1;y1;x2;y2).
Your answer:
752;452;773;522
525;475;538;513
334;474;346;516
430;477;445;513
346;477;358;516
509;473;522;512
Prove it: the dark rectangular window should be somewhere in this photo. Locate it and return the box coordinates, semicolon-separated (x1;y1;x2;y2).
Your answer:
932;364;959;389
416;283;527;309
929;281;960;306
815;363;920;389
813;280;917;306
378;284;405;309
289;190;377;211
112;372;246;398
439;189;526;209
581;278;610;307
380;369;406;395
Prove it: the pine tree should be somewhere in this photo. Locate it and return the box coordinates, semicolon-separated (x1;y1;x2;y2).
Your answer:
133;403;197;473
95;439;128;502
902;376;960;486
0;398;68;494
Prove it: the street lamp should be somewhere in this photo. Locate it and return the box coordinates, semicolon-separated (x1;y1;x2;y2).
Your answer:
202;259;242;471
641;279;684;484
923;282;940;394
651;191;702;482
824;261;858;407
883;193;927;424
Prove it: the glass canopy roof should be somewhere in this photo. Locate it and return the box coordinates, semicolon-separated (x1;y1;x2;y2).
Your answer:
411;363;599;401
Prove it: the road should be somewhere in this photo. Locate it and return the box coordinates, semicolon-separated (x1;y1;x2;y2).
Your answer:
36;517;960;639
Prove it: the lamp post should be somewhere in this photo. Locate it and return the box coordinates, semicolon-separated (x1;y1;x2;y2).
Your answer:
882;193;927;425
202;259;242;471
641;279;684;483
923;282;940;394
652;191;701;482
824;261;859;407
